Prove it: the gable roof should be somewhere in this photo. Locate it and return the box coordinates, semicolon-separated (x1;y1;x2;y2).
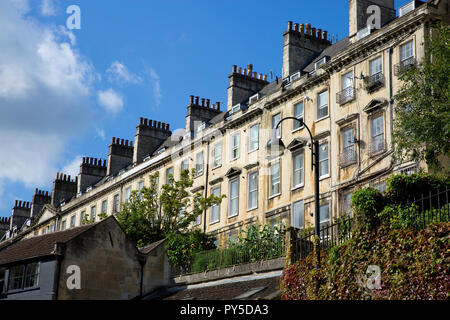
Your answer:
0;223;98;266
139;238;167;255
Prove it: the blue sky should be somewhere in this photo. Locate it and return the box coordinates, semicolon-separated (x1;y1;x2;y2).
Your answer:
0;0;413;217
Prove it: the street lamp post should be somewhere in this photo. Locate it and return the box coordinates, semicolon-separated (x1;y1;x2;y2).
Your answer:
267;117;321;270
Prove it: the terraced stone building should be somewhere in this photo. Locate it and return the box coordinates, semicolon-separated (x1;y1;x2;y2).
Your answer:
1;0;448;248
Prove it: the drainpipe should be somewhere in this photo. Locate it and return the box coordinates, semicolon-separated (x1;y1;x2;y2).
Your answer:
51;242;65;300
203;139;211;233
388;46;394;151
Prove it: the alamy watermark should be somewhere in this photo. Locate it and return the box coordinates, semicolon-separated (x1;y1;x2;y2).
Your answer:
66;5;81;30
357;265;382;291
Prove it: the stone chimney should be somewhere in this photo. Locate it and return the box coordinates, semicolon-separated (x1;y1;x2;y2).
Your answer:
282;22;331;79
0;217;10;234
51;173;77;207
133;118;172;165
31;188;51;218
227;64;268;110
10;200;31;230
77;157;107;193
107;137;133;176
186;95;222;136
349;0;396;42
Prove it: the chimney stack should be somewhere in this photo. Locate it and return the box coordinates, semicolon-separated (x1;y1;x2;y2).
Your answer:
77;157;107;193
51;173;77;207
348;0;395;42
133;118;172;165
282;22;331;79
107;137;134;176
31;188;51;218
227;64;269;110
186;95;222;137
10;200;32;230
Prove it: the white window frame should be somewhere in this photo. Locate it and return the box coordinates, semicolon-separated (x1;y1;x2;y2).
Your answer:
101;200;108;214
166;167;174;184
248;124;259;153
269;161;281;198
371;115;385;154
317;90;329;120
213;142;222;169
230;133;240;161
292;101;304;132
400;40;414;62
320;202;330;227
319;142;330;179
292;151;304;189
369;56;383;76
195;152;204;176
228;179;239;218
247;171;258;211
90;205;97;221
210;187;221;224
125;187;132;202
181;159;189;173
292;200;304;230
272;113;281;139
70;215;76;228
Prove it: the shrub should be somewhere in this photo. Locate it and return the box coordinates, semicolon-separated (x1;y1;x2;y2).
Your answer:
385;173;450;204
281;223;450;300
351;188;385;233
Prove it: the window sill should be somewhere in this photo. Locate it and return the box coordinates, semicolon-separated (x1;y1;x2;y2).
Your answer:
247;206;258;213
228;213;239;219
212;165;222;171
319;174;330;181
315;116;329;123
209;220;220;226
291;126;304;134
248;148;259;155
268;193;281;200
6;286;40;295
291;184;304;192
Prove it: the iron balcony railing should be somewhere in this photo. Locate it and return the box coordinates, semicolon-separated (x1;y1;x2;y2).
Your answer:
340;148;357;167
369;138;386;156
171;236;286;277
394;57;416;76
336;87;355;105
364;72;385;92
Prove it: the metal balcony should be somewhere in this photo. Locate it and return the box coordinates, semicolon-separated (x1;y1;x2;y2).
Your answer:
394;57;416;76
340;148;357;167
369;138;386;156
364;72;385;92
336;87;355;105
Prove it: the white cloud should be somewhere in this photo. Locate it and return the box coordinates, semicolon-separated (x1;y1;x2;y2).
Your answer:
106;61;142;85
62;155;83;178
41;0;57;16
97;88;124;114
0;0;97;210
96;128;106;140
149;68;162;108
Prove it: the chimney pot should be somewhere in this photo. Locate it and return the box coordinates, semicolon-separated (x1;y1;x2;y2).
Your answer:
206;99;210;108
312;27;316;38
318;29;322;39
201;98;205;107
237;67;242;74
195;96;199;105
300;24;305;34
323;30;328;41
216;102;221;110
190;95;194;105
294;23;299;32
306;23;311;35
287;21;293;31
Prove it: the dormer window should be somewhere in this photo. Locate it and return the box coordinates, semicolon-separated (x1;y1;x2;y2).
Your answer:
315;57;327;70
249;93;260;104
399;1;416;17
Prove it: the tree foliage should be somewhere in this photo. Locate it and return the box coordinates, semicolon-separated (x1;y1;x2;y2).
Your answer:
117;169;224;248
393;23;450;170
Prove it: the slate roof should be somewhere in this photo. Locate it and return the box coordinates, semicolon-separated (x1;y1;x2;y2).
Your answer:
163;276;281;300
139;238;166;255
0;223;98;266
302;37;350;73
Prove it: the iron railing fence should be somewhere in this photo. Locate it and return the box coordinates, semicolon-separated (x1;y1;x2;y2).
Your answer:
394;57;416;76
402;188;450;230
293;217;353;261
336;87;356;105
171;236;286;277
364;72;385;92
340;148;357;167
292;188;449;262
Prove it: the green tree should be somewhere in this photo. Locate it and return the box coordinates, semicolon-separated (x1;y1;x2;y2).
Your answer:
393;23;449;170
117;169;224;248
